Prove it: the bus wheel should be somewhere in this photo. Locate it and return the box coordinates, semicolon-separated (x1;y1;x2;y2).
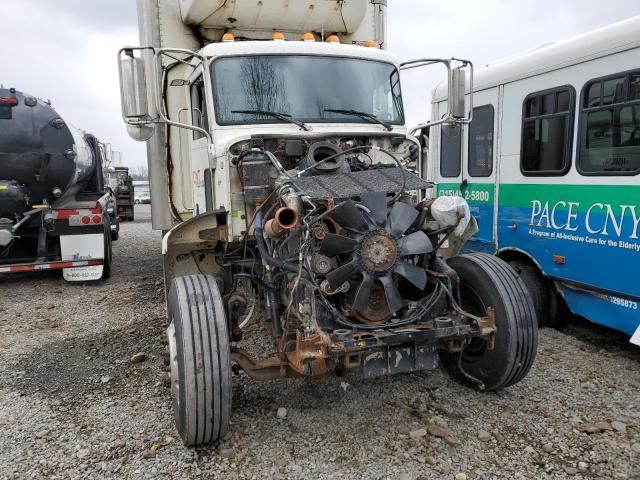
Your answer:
441;253;538;391
545;281;561;328
508;260;549;327
167;275;232;446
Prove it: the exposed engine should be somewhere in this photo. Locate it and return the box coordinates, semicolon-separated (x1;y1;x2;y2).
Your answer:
225;135;480;378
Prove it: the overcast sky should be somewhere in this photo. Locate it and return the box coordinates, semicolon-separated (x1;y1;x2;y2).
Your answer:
2;0;640;168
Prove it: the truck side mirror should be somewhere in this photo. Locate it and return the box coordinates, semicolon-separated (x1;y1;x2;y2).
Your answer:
118;48;154;142
450;67;466;119
400;58;473;135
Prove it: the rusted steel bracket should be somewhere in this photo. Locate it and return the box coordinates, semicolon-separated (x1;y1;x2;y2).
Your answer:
231;348;300;381
286;331;331;376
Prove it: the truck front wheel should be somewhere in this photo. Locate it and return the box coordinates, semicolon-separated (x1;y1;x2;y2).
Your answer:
167;275;232;446
441;253;538;391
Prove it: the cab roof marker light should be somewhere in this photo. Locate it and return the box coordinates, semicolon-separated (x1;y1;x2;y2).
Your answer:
301;32;315;42
326;35;340;43
364;41;379;48
222;33;235;42
272;32;285;41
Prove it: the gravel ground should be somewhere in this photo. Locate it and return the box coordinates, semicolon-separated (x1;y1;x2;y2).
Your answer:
0;204;639;480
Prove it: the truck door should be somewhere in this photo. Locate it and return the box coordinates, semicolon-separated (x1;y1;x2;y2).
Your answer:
462;90;499;252
187;71;213;214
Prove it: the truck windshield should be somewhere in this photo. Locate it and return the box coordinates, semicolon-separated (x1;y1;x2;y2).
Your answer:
211;55;404;126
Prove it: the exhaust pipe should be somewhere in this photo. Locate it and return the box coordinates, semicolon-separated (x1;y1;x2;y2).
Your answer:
264;207;298;237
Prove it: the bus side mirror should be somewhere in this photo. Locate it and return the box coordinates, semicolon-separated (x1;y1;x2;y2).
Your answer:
118;48;154;142
450;67;466;119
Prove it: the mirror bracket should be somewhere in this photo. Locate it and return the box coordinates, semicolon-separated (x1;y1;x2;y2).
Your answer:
400;58;474;135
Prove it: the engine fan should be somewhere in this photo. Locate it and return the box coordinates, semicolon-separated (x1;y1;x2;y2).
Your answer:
318;194;434;321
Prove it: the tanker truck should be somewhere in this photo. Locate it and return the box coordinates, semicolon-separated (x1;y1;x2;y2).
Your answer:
0;87;114;281
118;0;537;446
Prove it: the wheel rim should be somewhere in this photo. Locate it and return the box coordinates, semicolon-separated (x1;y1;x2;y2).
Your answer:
167;322;180;409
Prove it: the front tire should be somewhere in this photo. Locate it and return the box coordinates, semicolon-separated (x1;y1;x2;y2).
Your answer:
441;253;538;391
167;275;232;446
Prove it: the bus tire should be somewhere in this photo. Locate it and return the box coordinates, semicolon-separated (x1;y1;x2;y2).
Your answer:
167;275;232;447
545;281;561;328
508;260;548;327
441;253;538;391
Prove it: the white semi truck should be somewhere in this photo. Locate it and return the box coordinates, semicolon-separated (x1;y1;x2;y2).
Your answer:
119;0;537;447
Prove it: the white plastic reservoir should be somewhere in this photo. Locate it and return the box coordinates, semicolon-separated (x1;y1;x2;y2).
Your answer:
178;0;369;33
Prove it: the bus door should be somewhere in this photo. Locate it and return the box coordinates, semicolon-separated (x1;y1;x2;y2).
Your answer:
434;92;499;252
434;99;464;213
462;91;499;252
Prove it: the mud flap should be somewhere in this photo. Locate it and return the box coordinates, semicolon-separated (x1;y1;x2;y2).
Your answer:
362;343;438;378
60;234;104;281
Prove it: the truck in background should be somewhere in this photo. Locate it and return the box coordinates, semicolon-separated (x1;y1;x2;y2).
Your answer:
427;16;640;343
0;87;114;281
118;0;538;446
110;165;135;222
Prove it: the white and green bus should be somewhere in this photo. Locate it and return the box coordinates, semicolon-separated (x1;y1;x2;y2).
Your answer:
426;16;640;342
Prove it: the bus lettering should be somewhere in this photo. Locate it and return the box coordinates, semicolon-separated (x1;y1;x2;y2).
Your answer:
626;205;640;240
566;202;579;231
550;201;566;229
531;200;640;239
585;203;604;234
603;204;626;237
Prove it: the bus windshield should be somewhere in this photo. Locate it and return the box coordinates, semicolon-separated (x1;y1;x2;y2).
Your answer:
211;55;404;126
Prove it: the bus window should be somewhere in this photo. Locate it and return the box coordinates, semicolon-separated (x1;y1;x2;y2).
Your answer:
578;70;640;175
521;86;575;175
440;124;462;177
468;105;494;177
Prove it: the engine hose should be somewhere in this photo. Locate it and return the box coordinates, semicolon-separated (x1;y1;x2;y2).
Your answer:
263;272;283;338
255;211;310;277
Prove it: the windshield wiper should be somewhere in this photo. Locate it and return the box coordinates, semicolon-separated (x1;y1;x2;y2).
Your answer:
231;109;311;131
324;109;393;131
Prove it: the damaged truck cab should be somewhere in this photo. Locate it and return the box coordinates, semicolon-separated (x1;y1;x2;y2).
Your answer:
119;0;537;447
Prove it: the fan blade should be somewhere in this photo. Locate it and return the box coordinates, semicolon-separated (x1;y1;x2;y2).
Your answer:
331;201;369;232
394;261;427;290
326;260;358;289
319;233;358;257
379;274;405;314
360;192;387;226
386;201;419;237
352;273;374;312
398;231;433;256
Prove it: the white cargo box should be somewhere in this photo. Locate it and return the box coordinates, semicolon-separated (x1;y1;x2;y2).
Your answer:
178;0;369;33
